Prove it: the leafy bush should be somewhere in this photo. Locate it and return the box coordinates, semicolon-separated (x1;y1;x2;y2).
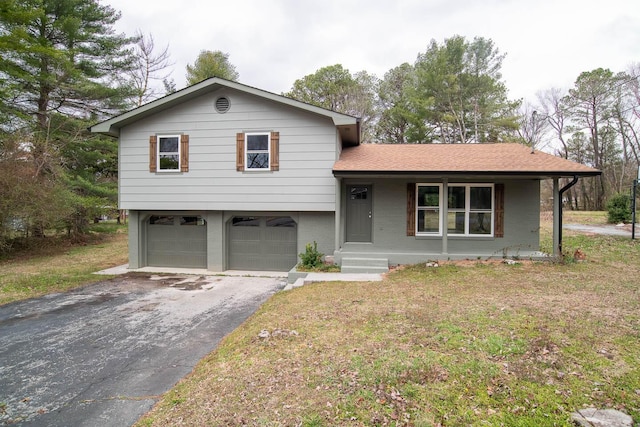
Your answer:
606;193;632;223
299;241;323;269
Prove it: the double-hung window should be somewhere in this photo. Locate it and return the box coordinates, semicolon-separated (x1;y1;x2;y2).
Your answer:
236;131;279;171
467;185;493;235
416;183;494;236
417;184;442;234
149;134;189;173
447;184;493;235
245;132;270;170
158;135;180;171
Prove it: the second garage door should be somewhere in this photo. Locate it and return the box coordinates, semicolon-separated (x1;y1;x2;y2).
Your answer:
228;216;297;271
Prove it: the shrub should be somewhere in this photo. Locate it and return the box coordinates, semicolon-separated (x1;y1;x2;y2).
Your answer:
299;241;323;269
606;193;632;223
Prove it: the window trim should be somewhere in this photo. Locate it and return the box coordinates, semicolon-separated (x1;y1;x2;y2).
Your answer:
157;134;181;172
244;132;271;171
415;183;495;237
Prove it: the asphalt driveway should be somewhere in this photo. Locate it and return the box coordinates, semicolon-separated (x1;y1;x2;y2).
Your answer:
0;273;285;426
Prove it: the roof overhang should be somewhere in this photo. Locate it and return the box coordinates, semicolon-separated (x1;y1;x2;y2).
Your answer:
90;77;360;144
337;121;361;147
332;144;601;179
332;170;602;179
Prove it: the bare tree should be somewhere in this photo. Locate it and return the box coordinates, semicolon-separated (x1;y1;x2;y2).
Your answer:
517;101;549;152
536;87;584;209
537;88;569;158
619;63;640;163
129;32;173;106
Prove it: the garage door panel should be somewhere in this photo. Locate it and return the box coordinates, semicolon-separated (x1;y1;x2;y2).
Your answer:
229;241;260;257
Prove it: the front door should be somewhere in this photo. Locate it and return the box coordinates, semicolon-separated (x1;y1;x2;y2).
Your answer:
346;185;372;242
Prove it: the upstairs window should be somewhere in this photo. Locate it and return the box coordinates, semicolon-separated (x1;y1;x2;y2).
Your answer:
245;132;270;170
149;134;189;173
236;131;279;171
158;135;180;171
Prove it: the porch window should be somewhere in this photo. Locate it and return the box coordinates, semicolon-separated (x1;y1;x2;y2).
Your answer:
417;184;442;234
415;183;494;236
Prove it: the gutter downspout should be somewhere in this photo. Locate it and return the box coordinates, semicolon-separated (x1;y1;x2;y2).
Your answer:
334;177;342;259
556;175;580;257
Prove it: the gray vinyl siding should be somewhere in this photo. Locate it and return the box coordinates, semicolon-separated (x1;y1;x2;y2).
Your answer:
296;212;335;260
337;178;541;264
118;88;339;211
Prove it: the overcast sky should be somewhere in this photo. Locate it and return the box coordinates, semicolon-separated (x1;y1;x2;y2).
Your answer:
105;0;639;102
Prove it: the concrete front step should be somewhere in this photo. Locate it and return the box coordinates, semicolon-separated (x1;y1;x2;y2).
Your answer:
341;265;389;274
340;257;389;274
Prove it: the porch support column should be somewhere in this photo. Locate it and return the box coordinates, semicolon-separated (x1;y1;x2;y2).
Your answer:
442;178;448;255
129;210;140;269
334;177;342;254
552;178;560;258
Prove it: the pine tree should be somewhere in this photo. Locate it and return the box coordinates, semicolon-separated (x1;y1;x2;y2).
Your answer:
0;0;135;237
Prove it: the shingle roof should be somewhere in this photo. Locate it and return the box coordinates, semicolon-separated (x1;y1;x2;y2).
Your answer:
333;143;600;177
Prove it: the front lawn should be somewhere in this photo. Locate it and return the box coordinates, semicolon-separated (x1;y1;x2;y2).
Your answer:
136;213;640;426
0;222;128;305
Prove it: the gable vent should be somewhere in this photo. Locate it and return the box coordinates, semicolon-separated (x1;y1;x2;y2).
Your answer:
215;96;230;113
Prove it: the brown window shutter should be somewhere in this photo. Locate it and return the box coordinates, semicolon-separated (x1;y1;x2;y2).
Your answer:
270;131;279;171
407;183;416;236
236;132;245;171
494;183;504;238
180;134;189;172
149;135;157;172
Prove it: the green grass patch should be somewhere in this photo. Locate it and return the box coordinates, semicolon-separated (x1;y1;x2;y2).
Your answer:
0;224;128;305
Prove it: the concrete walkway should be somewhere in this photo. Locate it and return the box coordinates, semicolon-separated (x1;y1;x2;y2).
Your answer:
95;264;287;278
96;265;384;290
284;272;383;291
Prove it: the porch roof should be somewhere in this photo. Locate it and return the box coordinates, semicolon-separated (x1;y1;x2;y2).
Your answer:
333;143;601;178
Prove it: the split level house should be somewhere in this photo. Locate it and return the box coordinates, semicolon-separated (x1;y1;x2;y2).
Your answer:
90;78;601;275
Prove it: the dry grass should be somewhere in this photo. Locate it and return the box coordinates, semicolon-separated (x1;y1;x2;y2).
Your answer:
137;212;640;426
540;210;609;226
0;224;128;305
